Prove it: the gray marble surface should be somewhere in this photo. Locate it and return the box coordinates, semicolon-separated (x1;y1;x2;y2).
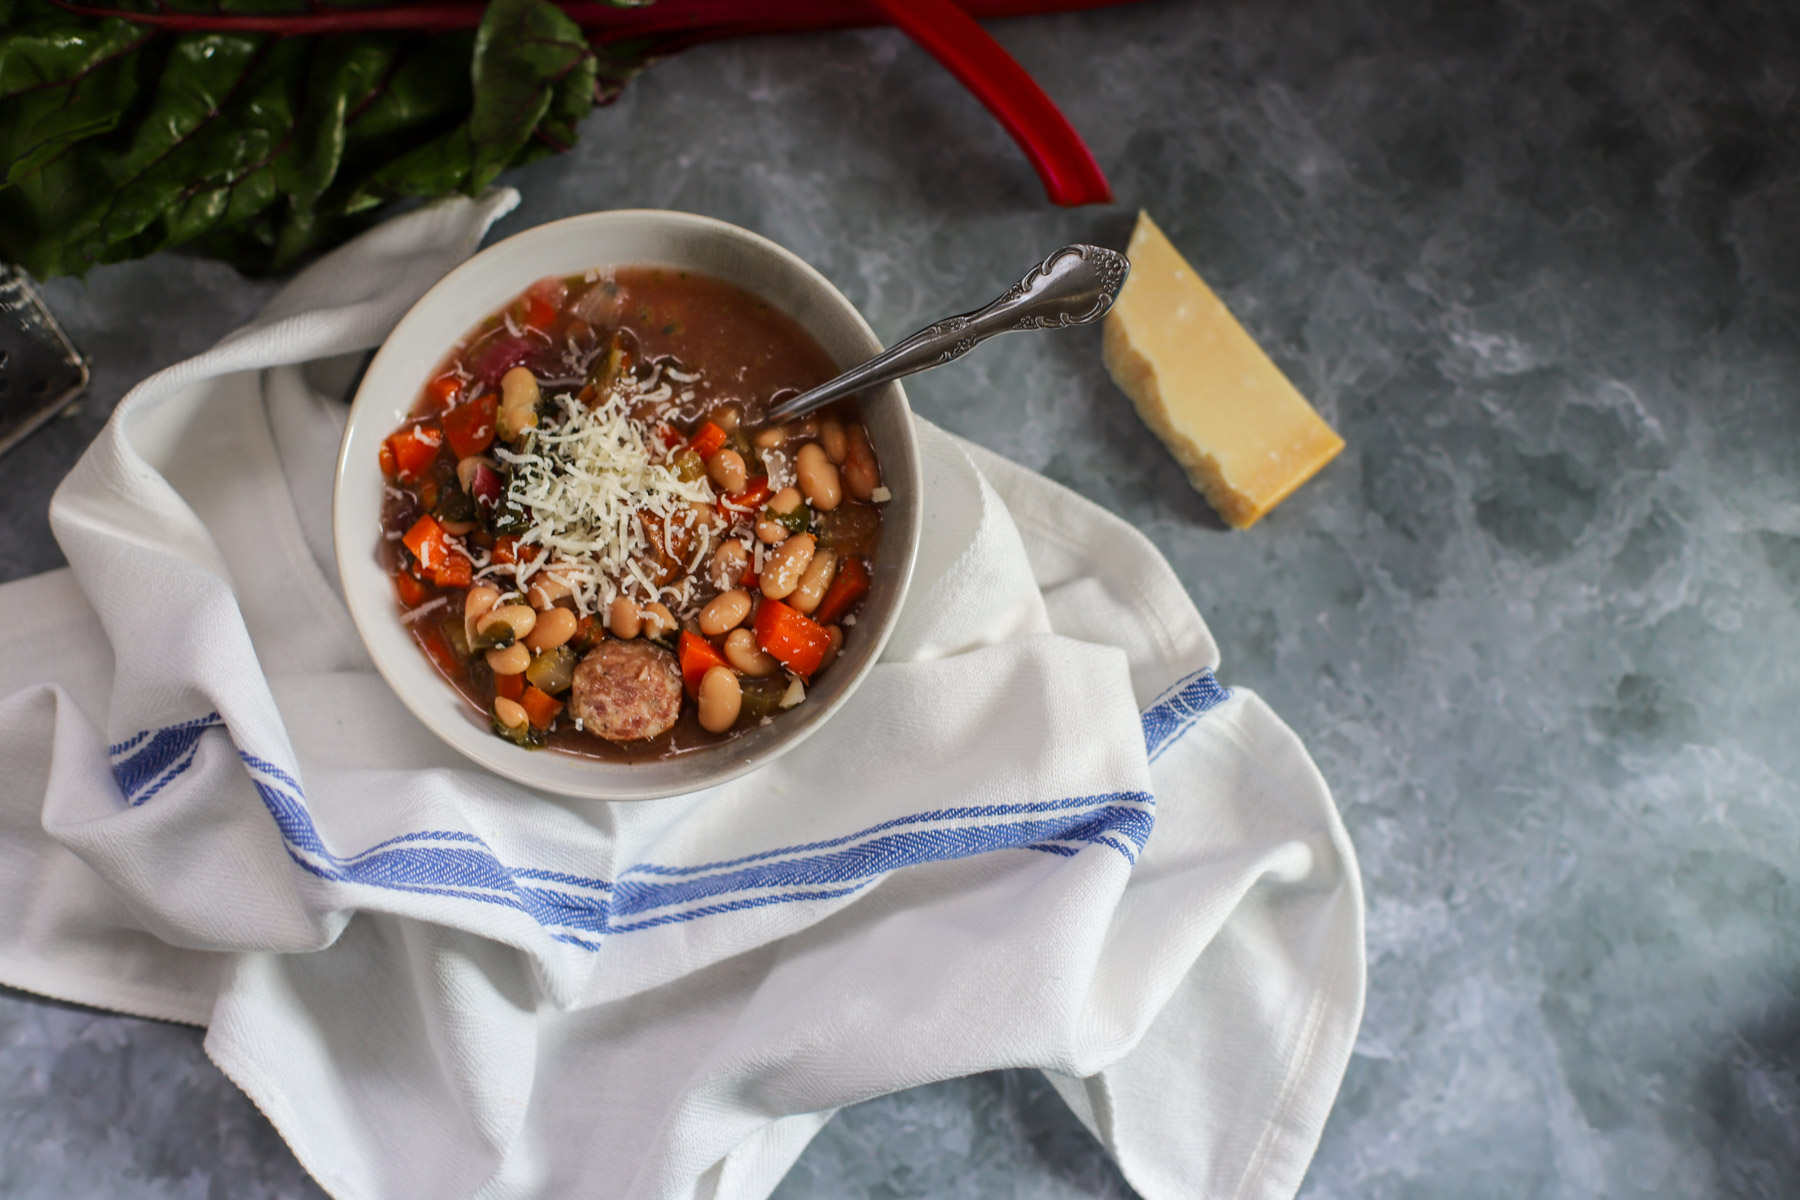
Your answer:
4;0;1799;1195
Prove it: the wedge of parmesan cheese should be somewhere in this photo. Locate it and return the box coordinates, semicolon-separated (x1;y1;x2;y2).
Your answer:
1103;210;1344;529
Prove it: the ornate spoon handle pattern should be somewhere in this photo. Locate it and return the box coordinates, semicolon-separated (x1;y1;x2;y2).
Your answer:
763;244;1130;425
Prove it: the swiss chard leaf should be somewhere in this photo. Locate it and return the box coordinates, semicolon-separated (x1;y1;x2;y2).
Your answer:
535;21;603;153
0;0;635;277
0;17;149;186
343;0;594;221
467;0;591;189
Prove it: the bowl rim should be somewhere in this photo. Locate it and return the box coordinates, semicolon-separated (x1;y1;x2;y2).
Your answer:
331;208;922;800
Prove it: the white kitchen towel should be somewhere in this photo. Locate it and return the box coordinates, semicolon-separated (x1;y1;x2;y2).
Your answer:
0;193;1364;1200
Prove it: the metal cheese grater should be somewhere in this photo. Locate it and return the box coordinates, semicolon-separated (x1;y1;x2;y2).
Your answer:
0;265;90;458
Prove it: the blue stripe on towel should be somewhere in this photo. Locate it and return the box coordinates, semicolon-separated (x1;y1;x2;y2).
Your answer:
109;712;223;803
241;755;1152;938
1143;669;1231;761
107;729;151;757
620;794;1155;881
110;667;1227;944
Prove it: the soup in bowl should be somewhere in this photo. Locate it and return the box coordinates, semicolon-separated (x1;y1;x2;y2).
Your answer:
334;211;923;799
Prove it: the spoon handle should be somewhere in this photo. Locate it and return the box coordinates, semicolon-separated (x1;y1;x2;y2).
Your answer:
763;243;1130;425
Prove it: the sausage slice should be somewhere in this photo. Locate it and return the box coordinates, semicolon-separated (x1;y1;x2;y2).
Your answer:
568;639;683;742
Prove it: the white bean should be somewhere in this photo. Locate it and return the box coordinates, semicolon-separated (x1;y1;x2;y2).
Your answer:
464;585;501;643
697;666;742;733
641;602;676;639
709;541;749;591
724;628;779;677
524;606;577;653
842;421;879;501
699;589;752;637
788;549;838;615
527;572;571;610
818;624;844;673
795;443;842;512
760;534;815;601
486;642;530;675
609;596;642;639
493;696;529;731
476;603;537;645
819;416;848;464
499;367;540;441
708;448;748;494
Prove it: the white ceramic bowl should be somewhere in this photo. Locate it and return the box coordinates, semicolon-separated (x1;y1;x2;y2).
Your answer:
333;211;922;799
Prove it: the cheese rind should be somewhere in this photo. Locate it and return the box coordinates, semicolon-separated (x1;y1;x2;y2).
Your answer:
1103;211;1344;529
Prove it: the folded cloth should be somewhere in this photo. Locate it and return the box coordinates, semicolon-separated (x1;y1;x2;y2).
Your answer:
0;193;1364;1200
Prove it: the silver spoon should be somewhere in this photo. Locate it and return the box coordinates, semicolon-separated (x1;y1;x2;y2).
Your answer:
762;243;1130;425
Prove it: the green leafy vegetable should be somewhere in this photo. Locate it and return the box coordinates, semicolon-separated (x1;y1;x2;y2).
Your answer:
764;500;812;537
0;0;1127;277
0;0;649;277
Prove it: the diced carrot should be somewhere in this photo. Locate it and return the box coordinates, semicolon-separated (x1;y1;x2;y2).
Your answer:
489;536;541;568
443;392;498;458
570;614;602;653
394;570;433;609
403;514;443;565
387;424;442;484
688;421;727;461
434;553;472;589
495;671;525;702
425;375;462;412
678;630;732;697
753;599;832;679
378;441;397;479
813;555;871;627
520;685;563;730
403;514;472;587
653;422;684;452
720;475;772;515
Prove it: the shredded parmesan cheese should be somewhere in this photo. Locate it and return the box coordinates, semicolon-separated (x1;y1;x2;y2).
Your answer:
493;390;715;616
763;448;795;492
400;597;448;624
